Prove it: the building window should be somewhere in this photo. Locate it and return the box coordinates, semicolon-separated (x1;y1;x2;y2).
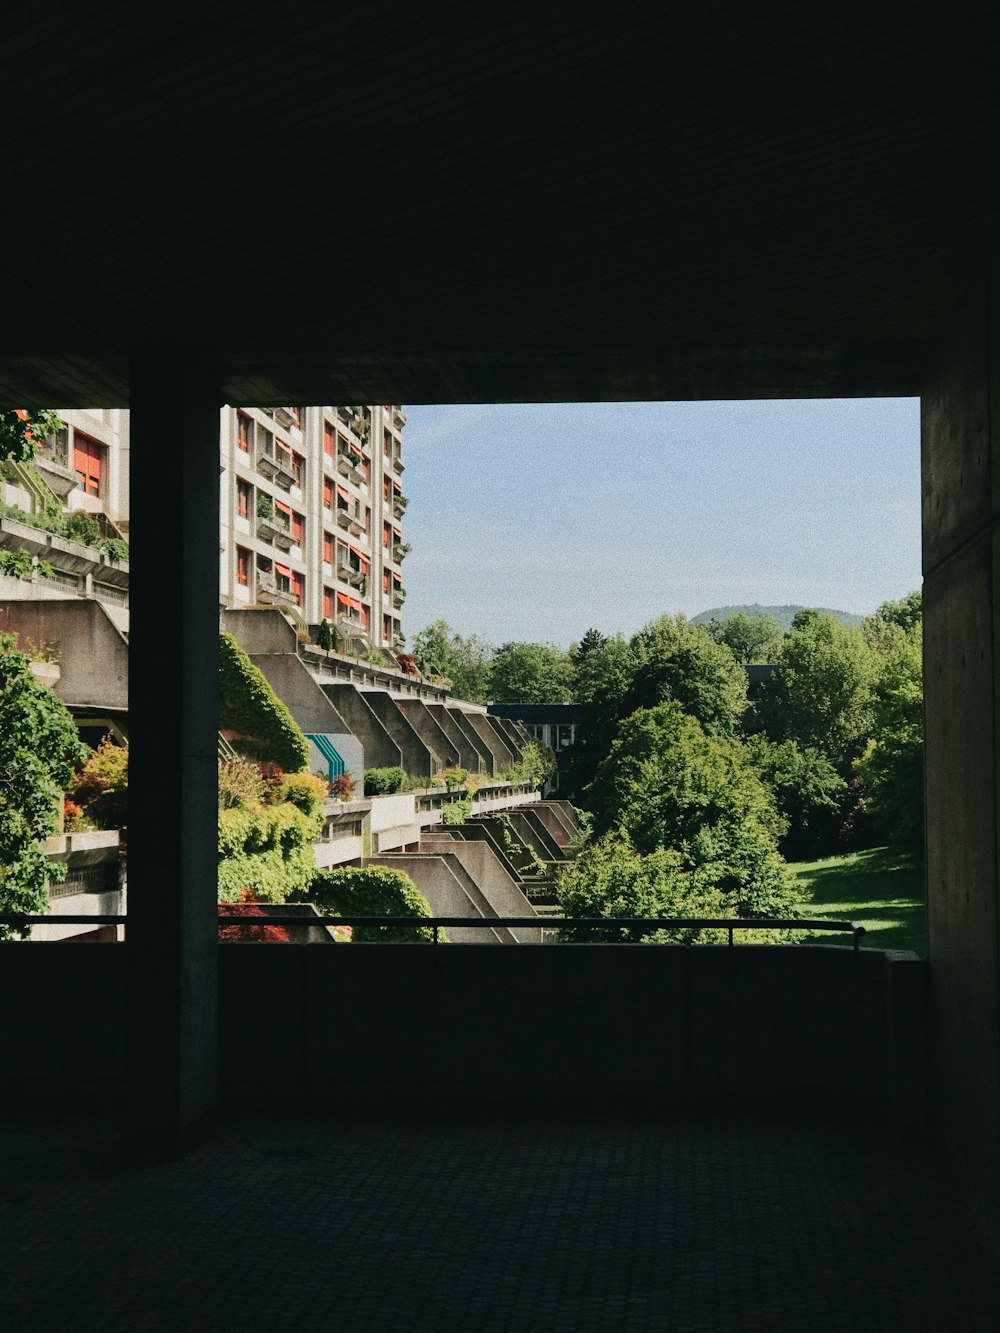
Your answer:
364;506;371;533
274;562;291;595
323;587;334;619
360;455;370;484
236;546;251;586
236;479;252;519
73;432;105;497
383;614;392;641
291;570;304;606
383;570;391;594
383;428;392;456
383;520;392;549
291;510;304;545
324;422;334;456
323;532;334;564
237;412;253;452
275;498;292;532
323;478;334;509
292;451;304;487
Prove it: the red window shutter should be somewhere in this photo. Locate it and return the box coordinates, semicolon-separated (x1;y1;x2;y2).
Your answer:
336;484;350;503
275;499;291;518
323;588;334;619
360;605;369;630
291;511;303;543
291;571;304;605
73;433;104;497
237;413;252;451
324;423;334;456
274;562;291;578
323;533;333;563
323;478;333;507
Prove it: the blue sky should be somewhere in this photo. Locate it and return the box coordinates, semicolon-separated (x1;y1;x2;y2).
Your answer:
399;400;921;646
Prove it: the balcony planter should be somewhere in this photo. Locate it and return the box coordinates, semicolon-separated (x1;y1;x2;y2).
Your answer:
29;660;61;688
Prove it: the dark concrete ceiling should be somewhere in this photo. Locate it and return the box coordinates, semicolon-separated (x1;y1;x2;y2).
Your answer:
2;1;997;405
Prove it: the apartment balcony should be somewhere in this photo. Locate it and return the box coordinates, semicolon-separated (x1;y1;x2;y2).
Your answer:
256;514;293;549
335;509;352;532
347;514;365;536
392;496;407;518
392;406;407;429
33;450;79;499
392;589;406;608
270;407;299;431
256;575;296;607
338;563;366;590
336;454;365;487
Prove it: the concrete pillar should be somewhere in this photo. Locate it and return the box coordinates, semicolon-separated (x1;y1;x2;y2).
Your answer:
124;358;220;1158
922;269;1000;1221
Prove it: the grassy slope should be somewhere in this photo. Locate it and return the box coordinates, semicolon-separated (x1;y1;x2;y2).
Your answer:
789;846;926;956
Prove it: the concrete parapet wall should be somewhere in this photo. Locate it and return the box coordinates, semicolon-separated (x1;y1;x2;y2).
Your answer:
463;710;515;769
0;945;926;1121
221;607;298;655
0;598;128;709
532;802;578;846
446;708;493;773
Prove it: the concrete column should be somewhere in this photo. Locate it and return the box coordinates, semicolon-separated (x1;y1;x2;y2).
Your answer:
124;358;220;1158
922;267;1000;1222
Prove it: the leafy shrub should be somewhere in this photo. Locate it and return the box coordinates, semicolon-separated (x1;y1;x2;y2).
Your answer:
364;766;405;795
277;770;328;818
256;492;274;519
65;509;101;546
101;538;129;563
316;619;336;651
441;799;471;825
331;772;358;801
218;889;291;942
303;865;441;942
218;756;266;809
70;736;128;830
63;799;87;832
436;765;468;790
217;799;324;903
0;549;33;581
219;633;310;772
556;836;727;943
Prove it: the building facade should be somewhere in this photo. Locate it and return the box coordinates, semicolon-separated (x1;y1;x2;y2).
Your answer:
1;404;408;650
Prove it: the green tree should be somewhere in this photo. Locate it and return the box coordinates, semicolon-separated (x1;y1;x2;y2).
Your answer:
412;619;495;704
621;614;747;737
859;624;924;854
488;640;574;704
588;702;796;919
706;610;783;665
754;610;876;774
744;736;846;860
0;633;84;936
556;837;726;943
870;589;922;635
0;410;63;463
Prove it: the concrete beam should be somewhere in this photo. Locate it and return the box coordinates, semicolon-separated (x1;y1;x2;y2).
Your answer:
397;699;459;770
446;707;493;774
460;709;514;772
0;598;128;710
426;703;482;772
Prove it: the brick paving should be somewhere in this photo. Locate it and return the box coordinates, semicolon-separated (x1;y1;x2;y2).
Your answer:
0;1112;998;1331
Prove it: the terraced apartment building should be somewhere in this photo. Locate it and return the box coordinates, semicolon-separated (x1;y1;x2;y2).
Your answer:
1;403;408;651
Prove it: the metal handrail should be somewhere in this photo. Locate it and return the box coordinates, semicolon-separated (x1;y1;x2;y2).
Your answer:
0;914;866;948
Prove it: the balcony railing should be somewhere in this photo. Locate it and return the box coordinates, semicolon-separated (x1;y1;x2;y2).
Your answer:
392;589;405;608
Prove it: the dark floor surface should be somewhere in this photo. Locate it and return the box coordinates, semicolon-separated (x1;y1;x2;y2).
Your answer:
1;1112;998;1331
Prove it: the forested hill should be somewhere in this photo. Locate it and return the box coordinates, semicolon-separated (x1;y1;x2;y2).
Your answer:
691;604;864;630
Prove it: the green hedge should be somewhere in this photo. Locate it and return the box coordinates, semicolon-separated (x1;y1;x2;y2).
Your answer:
441;799;471;825
217;799;324;903
364;766;405;795
219;633;310;772
304;865;442;942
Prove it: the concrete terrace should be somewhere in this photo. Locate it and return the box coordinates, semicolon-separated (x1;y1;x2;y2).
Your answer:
1;1111;997;1332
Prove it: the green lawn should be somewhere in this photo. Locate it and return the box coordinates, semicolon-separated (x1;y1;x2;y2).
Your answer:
789;846;926;955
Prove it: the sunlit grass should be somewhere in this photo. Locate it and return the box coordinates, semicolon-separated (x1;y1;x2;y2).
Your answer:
789;846;926;956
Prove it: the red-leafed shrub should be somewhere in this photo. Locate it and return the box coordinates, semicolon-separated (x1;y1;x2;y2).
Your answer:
331;772;357;801
218;890;290;942
256;761;285;803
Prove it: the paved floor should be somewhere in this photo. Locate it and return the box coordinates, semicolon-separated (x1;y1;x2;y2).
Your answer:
0;1113;998;1331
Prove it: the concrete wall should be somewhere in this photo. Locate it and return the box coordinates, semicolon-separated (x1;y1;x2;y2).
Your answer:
221;606;299;655
0;944;926;1121
447;708;494;773
426;703;483;771
464;710;515;769
922;277;1000;1223
531;802;576;847
363;691;435;780
397;699;459;769
366;854;509;943
508;807;566;862
0;598;128;709
420;834;541;942
323;683;401;770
